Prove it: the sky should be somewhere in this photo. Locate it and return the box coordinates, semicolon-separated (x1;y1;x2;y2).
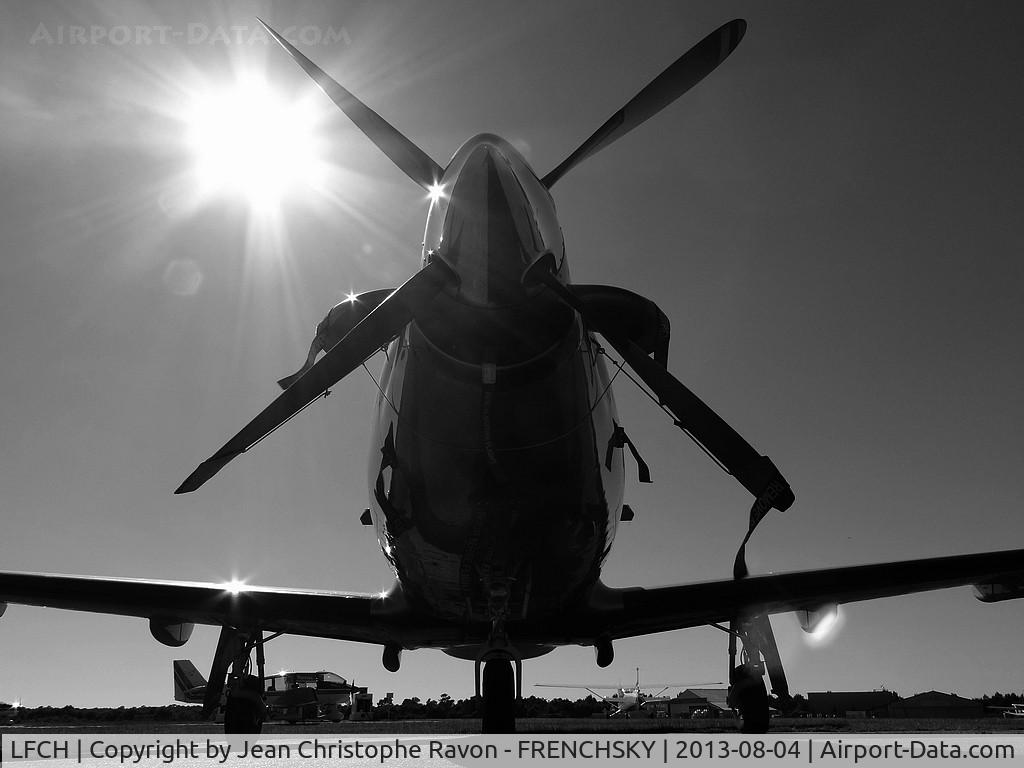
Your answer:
2;0;1024;709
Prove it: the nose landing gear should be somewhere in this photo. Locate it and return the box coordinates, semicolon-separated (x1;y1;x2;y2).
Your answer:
474;647;522;734
481;658;517;733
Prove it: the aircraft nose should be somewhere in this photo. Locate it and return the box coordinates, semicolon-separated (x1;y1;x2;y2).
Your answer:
440;142;534;307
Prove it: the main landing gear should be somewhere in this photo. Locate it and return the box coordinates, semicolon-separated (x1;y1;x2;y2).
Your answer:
729;662;770;733
723;614;786;734
205;628;282;734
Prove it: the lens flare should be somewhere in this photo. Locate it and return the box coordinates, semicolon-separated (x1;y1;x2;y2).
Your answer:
798;604;843;647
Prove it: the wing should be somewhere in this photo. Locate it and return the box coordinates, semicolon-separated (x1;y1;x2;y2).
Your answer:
549;548;1024;641
534;684;622;690
0;572;460;649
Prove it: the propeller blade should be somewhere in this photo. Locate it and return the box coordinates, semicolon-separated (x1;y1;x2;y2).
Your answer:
523;253;791;510
258;19;443;190
542;19;746;188
611;335;792;509
176;260;455;494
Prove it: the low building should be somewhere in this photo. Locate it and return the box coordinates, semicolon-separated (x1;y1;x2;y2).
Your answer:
807;691;895;718
659;688;731;718
889;691;983;719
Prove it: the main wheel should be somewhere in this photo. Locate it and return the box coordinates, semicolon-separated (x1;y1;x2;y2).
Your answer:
730;665;769;734
223;675;265;734
224;698;265;733
481;659;516;734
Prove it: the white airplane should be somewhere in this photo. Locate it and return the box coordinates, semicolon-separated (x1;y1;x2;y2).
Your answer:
2;18;1023;735
537;668;720;717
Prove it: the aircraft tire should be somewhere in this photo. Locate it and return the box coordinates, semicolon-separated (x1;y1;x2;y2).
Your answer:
730;666;769;734
223;675;265;734
224;699;264;733
481;659;516;734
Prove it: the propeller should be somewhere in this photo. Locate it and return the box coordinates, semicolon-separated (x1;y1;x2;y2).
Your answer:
542;19;746;188
524;253;792;511
175;259;456;494
258;19;443;190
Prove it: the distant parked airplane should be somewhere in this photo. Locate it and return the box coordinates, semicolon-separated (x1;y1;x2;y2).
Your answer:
537;668;720;717
173;660;361;723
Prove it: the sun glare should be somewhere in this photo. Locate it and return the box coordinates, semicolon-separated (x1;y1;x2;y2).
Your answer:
427;182;445;203
184;78;326;211
221;578;249;595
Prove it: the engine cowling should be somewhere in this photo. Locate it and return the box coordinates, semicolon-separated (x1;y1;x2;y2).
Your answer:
570;285;670;366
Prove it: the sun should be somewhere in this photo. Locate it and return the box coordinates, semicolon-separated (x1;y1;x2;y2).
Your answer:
184;77;327;211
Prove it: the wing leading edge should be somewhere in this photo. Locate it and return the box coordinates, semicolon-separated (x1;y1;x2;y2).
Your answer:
0;572;459;649
550;548;1024;642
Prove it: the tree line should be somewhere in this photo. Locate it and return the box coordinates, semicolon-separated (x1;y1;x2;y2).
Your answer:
3;691;1022;723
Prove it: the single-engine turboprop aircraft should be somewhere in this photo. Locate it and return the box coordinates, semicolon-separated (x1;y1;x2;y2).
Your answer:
174;661;360;723
537;668;720;718
2;18;1024;734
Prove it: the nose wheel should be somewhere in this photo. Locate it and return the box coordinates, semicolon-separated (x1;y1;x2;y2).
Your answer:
481;658;516;733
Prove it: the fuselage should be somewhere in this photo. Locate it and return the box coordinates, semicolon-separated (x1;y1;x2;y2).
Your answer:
366;135;625;653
